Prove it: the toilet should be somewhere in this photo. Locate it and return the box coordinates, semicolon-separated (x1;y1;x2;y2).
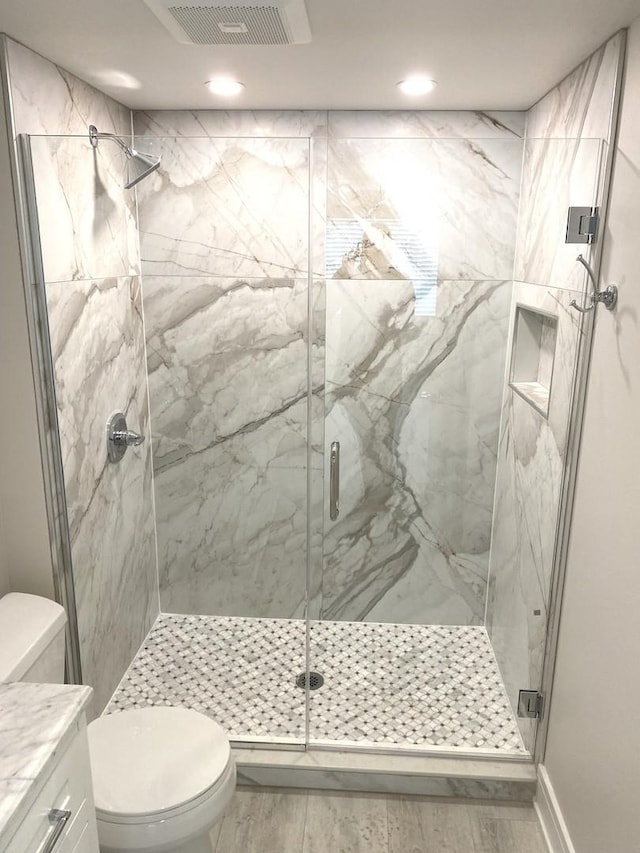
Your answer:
0;593;236;853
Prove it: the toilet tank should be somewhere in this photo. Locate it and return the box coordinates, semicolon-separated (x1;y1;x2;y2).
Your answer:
0;593;67;683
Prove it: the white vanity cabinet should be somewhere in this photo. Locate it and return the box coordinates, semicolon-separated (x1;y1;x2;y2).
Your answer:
0;684;100;853
3;717;99;853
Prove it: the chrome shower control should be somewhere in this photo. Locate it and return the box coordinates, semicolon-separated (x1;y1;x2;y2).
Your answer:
107;412;145;463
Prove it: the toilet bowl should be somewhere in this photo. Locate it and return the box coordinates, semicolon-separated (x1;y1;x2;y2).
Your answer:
0;593;236;853
88;706;236;853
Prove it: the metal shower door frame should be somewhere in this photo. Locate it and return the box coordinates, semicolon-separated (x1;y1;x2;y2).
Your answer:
1;124;84;683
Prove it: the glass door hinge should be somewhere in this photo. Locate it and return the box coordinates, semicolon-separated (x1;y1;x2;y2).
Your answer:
517;689;544;720
565;206;599;244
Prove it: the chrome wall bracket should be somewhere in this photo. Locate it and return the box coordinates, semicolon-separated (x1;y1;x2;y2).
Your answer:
106;412;145;463
570;254;618;313
565;206;599;244
517;689;544;720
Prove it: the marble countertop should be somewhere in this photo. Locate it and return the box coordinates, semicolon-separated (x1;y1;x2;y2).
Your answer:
0;682;92;847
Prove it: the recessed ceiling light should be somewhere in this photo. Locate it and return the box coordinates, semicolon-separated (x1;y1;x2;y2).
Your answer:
397;76;437;96
205;77;245;97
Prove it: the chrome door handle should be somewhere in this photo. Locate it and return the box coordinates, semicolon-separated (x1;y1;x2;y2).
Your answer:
38;808;72;853
330;441;340;521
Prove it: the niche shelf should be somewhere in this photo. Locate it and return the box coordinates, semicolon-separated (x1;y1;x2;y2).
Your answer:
509;305;558;418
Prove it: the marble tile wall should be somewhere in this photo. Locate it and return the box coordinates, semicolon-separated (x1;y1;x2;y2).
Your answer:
319;135;521;624
135;110;523;624
6;38;158;716
45;276;157;715
135;133;312;617
485;32;625;751
322;278;511;625
6;38;131;138
143;274;310;617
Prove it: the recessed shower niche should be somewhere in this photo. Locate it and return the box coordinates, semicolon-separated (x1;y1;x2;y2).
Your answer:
509;305;559;418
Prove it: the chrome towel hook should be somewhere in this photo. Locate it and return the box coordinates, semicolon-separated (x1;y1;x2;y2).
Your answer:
570;254;618;313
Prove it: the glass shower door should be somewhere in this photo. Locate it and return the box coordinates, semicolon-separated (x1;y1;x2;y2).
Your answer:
308;135;523;750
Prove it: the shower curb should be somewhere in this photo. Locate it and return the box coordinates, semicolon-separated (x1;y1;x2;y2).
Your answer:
233;748;537;802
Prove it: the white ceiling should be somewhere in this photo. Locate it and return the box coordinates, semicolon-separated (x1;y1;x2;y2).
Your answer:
1;0;640;111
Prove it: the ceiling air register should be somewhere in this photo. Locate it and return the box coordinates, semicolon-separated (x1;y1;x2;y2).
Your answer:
143;0;311;44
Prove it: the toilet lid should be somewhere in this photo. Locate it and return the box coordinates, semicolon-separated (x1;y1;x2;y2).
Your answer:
88;708;231;817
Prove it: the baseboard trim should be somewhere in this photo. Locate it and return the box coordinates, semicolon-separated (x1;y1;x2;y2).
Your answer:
535;765;576;853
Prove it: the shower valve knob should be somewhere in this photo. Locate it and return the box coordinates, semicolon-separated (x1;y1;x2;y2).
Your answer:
111;429;145;447
107;412;145;463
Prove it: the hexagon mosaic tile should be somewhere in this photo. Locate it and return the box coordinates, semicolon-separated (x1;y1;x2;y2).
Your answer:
107;614;526;754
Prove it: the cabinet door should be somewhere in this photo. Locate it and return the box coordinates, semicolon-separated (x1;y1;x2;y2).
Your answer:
4;723;99;853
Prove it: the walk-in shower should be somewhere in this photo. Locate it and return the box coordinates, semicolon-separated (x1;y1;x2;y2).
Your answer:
15;29;622;768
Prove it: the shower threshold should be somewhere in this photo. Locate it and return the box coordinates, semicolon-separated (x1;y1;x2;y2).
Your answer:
107;613;526;757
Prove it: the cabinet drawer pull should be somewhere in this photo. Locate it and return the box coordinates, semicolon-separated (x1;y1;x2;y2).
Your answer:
38;808;71;853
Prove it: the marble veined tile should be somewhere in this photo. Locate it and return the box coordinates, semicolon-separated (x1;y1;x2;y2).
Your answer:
6;37;131;137
486;282;584;752
134;109;327;138
327;137;522;282
143;275;313;617
515;32;623;291
154;413;309;618
29;133;139;283
328;111;525;139
46;276;158;716
514;136;604;290
136;136;310;279
320;278;511;625
143;276;309;465
526;31;624;142
133;109;525;141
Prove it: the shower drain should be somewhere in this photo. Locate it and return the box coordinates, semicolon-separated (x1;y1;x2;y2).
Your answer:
295;671;324;690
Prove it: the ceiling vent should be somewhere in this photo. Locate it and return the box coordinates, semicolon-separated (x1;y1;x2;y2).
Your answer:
143;0;311;45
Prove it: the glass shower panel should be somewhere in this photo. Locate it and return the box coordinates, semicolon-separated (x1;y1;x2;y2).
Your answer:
308;136;524;750
135;135;312;746
22;133;157;717
316;137;523;629
486;136;607;755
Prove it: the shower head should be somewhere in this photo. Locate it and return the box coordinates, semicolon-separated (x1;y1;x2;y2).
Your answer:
88;124;161;189
123;148;161;189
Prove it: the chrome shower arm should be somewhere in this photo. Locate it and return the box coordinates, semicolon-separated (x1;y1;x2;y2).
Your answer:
89;125;133;158
87;124;161;189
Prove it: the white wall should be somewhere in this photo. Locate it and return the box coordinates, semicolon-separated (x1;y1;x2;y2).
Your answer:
0;505;9;597
542;16;640;853
0;45;54;599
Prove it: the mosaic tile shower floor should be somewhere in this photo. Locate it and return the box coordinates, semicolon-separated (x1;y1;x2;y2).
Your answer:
107;614;526;754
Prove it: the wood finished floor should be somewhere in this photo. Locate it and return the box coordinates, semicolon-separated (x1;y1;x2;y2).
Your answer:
209;788;547;853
